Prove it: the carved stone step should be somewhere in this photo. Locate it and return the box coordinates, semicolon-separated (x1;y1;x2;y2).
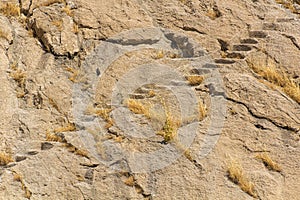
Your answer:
202;63;219;69
240;38;258;44
276;18;295;23
129;93;146;99
263;22;279;31
214;58;236;64
134;87;151;94
249;31;268;38
224;51;246;59
232;44;252;52
170;80;189;86
189;68;211;75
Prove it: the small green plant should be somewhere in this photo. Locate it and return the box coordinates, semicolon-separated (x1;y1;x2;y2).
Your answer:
155;96;181;142
157;114;180;142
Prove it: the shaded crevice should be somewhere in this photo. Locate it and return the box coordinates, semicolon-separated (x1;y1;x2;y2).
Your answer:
122;172;153;199
282;33;300;50
181;26;206;35
226;97;298;132
217;39;229;51
189;158;204;170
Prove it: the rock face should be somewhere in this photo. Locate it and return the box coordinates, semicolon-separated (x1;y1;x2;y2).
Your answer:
0;0;299;200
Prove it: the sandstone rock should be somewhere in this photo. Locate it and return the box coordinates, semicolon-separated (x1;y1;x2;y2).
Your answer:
0;0;299;199
29;4;79;56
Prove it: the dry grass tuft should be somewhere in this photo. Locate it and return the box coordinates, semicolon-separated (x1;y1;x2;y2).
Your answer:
157;114;180;142
86;106;115;129
283;81;300;104
275;0;299;14
0;152;13;166
124;175;135;187
227;159;257;197
73;23;79;34
10;69;26;87
63;143;89;158
184;149;194;162
13;172;32;199
65;67;79;82
206;6;221;20
54;123;76;133
0;3;20;17
0;29;8;40
186;75;204;86
198;100;207;121
46;131;64;142
24;189;32;199
13;173;22;182
248;61;300;104
62;6;73;16
74;149;88;157
256;153;282;172
126;99;152;118
148;90;156;98
52;20;63;31
153;50;165;59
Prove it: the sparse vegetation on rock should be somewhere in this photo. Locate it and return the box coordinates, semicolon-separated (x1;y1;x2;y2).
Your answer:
0;0;299;199
227;159;257;197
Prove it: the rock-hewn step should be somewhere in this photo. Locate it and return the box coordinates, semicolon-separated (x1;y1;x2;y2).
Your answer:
134;87;151;94
214;58;236;64
170;80;189;86
189;68;211;75
129;93;146;99
202;63;219;68
232;44;252;52
249;31;268;38
276;18;295;22
263;22;279;31
224;51;245;59
240;38;258;44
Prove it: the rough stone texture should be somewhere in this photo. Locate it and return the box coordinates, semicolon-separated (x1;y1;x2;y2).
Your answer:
29;4;79;56
0;0;299;199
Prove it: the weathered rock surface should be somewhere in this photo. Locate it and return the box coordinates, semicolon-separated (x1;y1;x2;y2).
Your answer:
0;0;299;199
